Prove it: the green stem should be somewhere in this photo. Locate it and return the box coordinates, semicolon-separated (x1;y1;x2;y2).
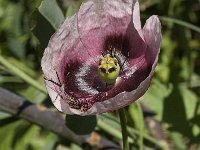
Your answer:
118;108;129;150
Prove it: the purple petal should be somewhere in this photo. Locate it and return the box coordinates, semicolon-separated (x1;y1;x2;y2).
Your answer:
41;0;162;115
77;0;143;51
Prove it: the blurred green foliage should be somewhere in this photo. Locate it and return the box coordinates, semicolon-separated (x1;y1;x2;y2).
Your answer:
0;0;200;149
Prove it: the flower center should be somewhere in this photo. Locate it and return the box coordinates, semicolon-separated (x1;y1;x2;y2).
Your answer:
98;53;120;84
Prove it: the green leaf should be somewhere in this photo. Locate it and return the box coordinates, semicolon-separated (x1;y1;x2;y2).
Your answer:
170;132;187;150
19;76;47;103
0;55;46;93
143;79;172;121
0;121;19;150
38;0;65;30
29;0;43;15
192;124;200;137
179;85;198;120
162;85;194;137
65;4;76;17
8;57;36;77
71;144;82;150
65;115;97;135
0;116;19;127
11;122;33;150
0;111;11;119
0;76;22;84
10;121;57;150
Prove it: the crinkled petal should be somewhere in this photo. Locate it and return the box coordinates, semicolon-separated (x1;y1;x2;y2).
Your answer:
41;0;161;115
77;0;144;51
41;14;85;114
41;14;78;83
143;15;162;65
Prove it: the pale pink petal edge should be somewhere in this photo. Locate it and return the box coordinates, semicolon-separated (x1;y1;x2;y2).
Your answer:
143;15;162;64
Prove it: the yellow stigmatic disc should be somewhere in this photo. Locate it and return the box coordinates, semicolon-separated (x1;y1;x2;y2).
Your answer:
98;54;120;84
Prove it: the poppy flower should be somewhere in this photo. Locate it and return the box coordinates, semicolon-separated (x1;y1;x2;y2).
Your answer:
41;0;162;115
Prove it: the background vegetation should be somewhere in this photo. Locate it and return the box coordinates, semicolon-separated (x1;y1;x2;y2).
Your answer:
0;0;199;149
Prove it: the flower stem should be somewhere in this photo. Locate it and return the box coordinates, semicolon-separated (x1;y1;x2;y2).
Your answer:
118;108;129;150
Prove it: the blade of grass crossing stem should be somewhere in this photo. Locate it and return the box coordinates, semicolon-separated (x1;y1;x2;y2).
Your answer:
0;55;46;93
97;118;133;143
118;108;129;150
99;114;168;150
129;102;144;150
136;102;144;150
127;127;169;150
